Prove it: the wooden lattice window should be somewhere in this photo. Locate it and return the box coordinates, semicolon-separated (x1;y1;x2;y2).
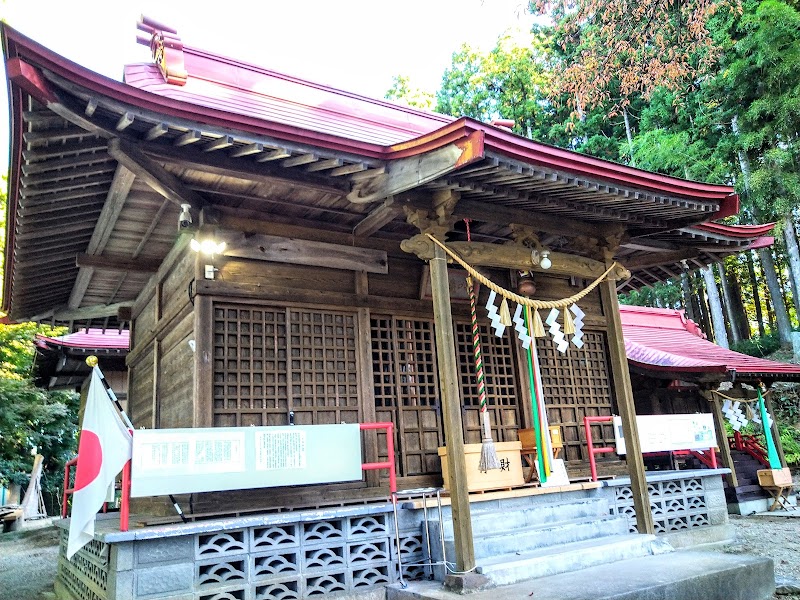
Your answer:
536;329;615;463
454;321;520;444
213;304;360;427
371;316;442;477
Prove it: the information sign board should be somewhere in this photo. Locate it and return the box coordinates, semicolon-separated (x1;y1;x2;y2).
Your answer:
613;413;717;455
130;424;362;497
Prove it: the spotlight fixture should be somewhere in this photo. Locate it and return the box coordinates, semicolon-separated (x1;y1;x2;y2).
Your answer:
190;238;227;256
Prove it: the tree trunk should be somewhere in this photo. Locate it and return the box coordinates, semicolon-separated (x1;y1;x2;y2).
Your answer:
717;261;741;344
776;251;793;323
681;270;696;322
702;265;730;348
732;115;753;190
623;106;636;168
783;214;800;323
758;247;793;345
729;262;752;339
695;271;713;338
747;251;766;337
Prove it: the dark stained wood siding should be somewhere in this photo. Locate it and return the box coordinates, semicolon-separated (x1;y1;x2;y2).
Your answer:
158;312;195;428
128;347;154;427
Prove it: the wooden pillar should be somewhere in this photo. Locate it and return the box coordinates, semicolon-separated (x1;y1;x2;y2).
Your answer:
430;243;475;571
704;390;738;488
600;274;654;534
193;246;214;429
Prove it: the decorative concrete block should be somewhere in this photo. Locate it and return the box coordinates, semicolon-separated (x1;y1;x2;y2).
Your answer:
136;536;193;566
134;563;194;598
111;541;135;572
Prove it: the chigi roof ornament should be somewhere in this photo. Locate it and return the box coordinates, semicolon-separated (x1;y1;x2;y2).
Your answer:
136;15;188;86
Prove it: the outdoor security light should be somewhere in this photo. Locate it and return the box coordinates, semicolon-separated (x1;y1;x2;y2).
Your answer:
190;238;226;256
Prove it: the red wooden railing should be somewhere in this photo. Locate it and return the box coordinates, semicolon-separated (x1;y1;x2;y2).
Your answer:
730;431;769;467
64;422;397;533
583;415;616;481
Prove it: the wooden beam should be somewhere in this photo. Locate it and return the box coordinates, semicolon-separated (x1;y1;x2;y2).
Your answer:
430;241;475;572
203;136;234;152
107;138;205;211
282;153;318;168
76;253;160;273
347;130;484;203
400;235;630;280
116;112;135;131
623;249;700;270
146;123;169;141
67;165;136;309
175;130;202;146
141;142;349;196
600;272;654;534
453;198;625;240
221;232;388;274
27;301;133;323
230;142;263;158
353;197;403;237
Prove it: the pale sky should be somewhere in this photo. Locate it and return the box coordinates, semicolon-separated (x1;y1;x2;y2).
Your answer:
0;0;535;168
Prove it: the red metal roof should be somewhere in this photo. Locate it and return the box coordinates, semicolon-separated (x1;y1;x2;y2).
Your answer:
621;305;800;380
0;24;739;211
36;329;129;350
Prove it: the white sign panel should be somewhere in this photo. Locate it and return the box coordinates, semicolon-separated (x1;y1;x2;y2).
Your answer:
614;413;717;455
131;424;362;497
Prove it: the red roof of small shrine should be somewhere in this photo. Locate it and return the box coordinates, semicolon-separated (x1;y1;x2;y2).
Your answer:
36;329;129;351
620;305;800;381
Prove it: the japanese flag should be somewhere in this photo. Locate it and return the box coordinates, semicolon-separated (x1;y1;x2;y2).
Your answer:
67;368;132;559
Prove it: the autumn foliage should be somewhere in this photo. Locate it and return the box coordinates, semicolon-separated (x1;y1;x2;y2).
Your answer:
530;0;741;113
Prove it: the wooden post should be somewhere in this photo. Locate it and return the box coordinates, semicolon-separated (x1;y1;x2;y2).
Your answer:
430;243;476;572
600;274;655;534
705;390;738;488
194;246;214;428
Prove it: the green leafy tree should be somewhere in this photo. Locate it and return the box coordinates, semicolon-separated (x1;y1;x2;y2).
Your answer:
384;75;435;111
0;379;78;487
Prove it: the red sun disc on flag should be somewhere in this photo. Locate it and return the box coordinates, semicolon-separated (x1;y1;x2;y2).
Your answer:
73;431;103;491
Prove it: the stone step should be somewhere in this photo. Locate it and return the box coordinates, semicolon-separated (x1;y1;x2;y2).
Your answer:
475;533;667;586
467;515;631;562
430;497;610;539
388;550;774;600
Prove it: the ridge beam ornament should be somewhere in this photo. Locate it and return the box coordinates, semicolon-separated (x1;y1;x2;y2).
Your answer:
347;131;484;204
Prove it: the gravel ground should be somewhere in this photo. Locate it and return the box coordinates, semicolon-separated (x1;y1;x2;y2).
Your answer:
1;513;799;599
0;517;60;600
725;513;800;599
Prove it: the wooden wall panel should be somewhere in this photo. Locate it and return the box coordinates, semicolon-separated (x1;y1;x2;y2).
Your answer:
211;303;361;428
219;259;356;295
368;256;425;299
128;348;154;428
160;250;194;311
537;329;616;464
134;296;157;343
157;312;194;429
455;321;521;444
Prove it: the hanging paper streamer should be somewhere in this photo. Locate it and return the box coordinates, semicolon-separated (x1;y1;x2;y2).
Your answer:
722;400;747;431
570;304;585;348
513;304;532;349
486;290;507;337
546;308;569;353
757;387;782;469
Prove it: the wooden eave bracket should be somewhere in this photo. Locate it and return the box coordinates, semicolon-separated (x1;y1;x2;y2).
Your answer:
347;130;484;204
108;138;205;212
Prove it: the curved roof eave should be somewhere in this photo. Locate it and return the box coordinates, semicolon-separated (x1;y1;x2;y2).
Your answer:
2;23;738;217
